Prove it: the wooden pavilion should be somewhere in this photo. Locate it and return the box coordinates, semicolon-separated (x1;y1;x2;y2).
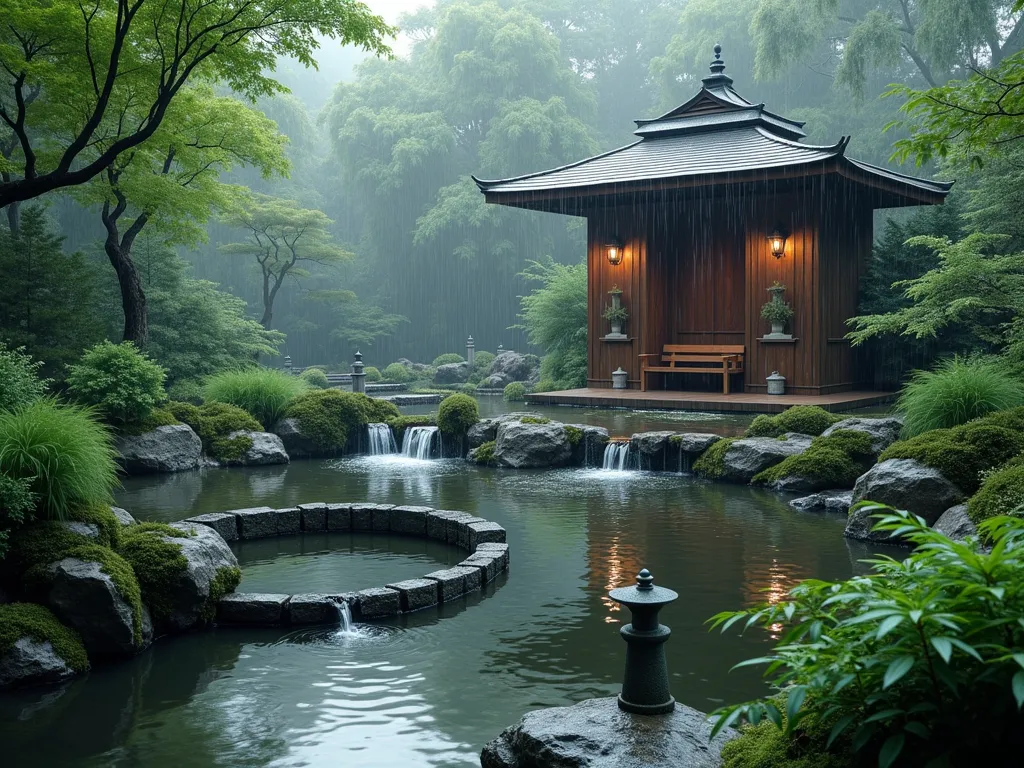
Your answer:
474;46;951;412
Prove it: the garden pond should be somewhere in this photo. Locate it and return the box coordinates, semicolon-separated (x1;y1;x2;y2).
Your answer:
2;451;899;767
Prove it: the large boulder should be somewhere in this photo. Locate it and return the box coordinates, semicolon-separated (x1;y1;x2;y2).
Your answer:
566;424;609;467
153;522;239;633
495;420;572;469
116;424;202;474
0;637;78;689
719;437;809;483
844;504;907;545
221;431;289;466
480;696;735;768
851;458;964;525
821;416;903;457
933;504;978;542
433;362;470;386
46;558;152;657
484;352;540;388
468;413;549;449
273;417;318;458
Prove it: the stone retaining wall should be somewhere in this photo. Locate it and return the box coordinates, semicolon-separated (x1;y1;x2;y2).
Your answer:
181;503;508;627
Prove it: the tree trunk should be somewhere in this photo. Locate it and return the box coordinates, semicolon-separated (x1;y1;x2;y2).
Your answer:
106;239;148;346
3;201;18;235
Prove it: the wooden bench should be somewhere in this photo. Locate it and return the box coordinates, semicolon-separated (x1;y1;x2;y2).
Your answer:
639;345;745;394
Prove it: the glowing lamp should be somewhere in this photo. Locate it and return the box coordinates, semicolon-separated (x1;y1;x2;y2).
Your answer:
768;228;787;259
606;238;624;265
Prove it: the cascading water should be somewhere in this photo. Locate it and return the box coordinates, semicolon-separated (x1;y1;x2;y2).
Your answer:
334;599;354;634
602;441;635;472
367;423;397;455
401;426;439;460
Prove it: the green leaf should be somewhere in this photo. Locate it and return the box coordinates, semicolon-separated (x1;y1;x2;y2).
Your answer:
876;614;904;639
883;656;915;689
764;701;783;728
827;713;857;748
785;686;806;731
1013;671;1024;710
879;733;905;768
904;721;930;739
930;637;953;664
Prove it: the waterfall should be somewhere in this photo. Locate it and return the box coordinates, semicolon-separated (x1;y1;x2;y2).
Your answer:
402;426;439;460
602;441;634;471
334;600;354;633
367;423;397;455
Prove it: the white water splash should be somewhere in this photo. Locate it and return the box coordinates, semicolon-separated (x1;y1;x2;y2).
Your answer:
401;426;439;460
367;423;398;455
602;441;634;472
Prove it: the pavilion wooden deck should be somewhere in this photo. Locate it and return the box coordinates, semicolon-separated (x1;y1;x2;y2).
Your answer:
526;388;895;414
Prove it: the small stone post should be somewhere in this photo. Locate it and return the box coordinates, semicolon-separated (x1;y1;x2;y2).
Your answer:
608;568;679;715
497;343;505;356
283;355;293;374
351;351;366;394
466;335;476;367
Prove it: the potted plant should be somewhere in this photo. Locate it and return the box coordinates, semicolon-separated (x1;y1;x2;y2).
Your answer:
761;283;794;338
603;286;628;338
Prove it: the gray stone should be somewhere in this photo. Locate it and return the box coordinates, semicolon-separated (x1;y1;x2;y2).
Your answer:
719;437;809;483
789;490;854;513
386;579;439;612
0;637;80;690
356;587;400;618
427;510;464;541
468;521;506;550
372;505;392;531
288;594;342;625
298;503;327;531
222;431;289;466
852;459;964;525
460;554;499;583
156;522;240;633
326;503;352;531
390;506;431;536
111;507;137;526
675;433;722;455
350;503;379;531
433;362;470;386
185;512;239;541
630;431;677;456
566;424;609;467
933;504;978;542
480;696;735;768
423;567;476;602
272;507;301;535
60;521;101;541
468;413;549;448
822;416;904;456
844;504;910;545
495;420;572;469
485;351;540;388
273;417;319;458
217;593;290;625
454;516;487;550
233;507;276;539
779;433;815;450
475;542;510;570
116;424;202;474
46;557;149;657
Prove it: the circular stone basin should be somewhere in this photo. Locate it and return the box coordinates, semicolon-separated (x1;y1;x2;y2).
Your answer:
234;532;466;594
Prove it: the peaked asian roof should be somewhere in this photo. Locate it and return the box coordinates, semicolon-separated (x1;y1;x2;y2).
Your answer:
473;45;951;208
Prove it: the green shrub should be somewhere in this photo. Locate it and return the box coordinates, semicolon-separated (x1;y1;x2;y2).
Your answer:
363;366;382;383
0;343;50;413
66;341;167;425
470;440;496;466
693;438;736;479
381;362;413;383
286;390;399;453
432;353;465;367
503;382;527;402
753;430;874;490
166;378;205;405
0;474;36;560
0;603;89;673
745;414;781;437
117;523;191;623
744;407;839;438
203;368;308;428
119;406;180;436
299;367;331;389
896;356;1024;437
386;415;436;445
461;382;478;394
0;399;118;520
472;351;495;375
165;401;260;461
982;406;1024;433
709;510;1024;768
880;421;1024;494
437;393;479;437
968;462;1024;524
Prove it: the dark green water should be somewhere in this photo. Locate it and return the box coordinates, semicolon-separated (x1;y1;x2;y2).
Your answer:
3;456;891;767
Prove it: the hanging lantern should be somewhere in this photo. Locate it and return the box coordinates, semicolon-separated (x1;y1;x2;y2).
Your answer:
605;238;624;265
768;228;788;259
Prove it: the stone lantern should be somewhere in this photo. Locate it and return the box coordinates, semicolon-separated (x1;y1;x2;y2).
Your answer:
351;351;366;394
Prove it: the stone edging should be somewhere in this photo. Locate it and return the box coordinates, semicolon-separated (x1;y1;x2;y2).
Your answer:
180;503;508;627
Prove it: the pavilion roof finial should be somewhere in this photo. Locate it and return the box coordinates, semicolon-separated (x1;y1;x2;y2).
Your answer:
702;42;734;89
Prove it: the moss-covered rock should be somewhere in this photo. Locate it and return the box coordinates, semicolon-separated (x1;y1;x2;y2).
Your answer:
117;523;191;625
745;407;839;438
692;438;737;480
285;390;400;454
967;462;1024;524
754;430;875;492
203;565;242;622
0;603;90;685
563;425;583;447
721;713;854;768
166;400;261;462
468;440;497;466
879;422;1024;494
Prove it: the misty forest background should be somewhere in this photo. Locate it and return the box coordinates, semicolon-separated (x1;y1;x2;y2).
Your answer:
3;0;1024;396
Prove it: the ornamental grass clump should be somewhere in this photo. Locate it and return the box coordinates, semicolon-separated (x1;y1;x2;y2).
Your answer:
0;399;118;521
66;341;167;426
203;368;308;429
709;507;1024;768
896;356;1024;437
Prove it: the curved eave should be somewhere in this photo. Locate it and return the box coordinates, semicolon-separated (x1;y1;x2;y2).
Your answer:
472;141;641;193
